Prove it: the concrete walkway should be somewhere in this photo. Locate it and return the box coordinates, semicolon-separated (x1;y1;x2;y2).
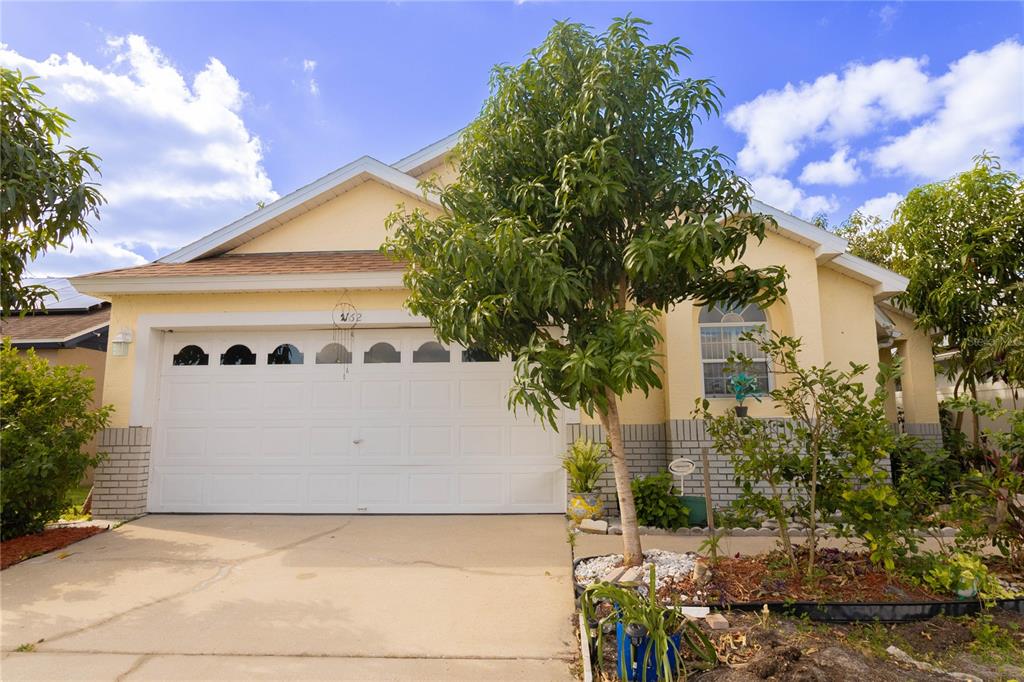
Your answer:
2;515;577;681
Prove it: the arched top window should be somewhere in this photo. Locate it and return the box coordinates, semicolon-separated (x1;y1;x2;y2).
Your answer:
173;344;209;366
364;341;400;364
462;348;498;363
268;343;303;365
413;341;450;363
221;344;256;366
316;342;352;364
699;303;769;397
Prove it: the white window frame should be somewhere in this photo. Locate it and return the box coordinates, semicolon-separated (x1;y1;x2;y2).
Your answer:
698;305;772;398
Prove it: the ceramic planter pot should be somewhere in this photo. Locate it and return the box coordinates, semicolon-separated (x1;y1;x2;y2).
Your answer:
568;492;604;523
734;405;749;418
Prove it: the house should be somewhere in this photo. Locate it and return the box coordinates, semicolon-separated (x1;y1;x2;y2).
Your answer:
71;133;941;519
1;278;111;473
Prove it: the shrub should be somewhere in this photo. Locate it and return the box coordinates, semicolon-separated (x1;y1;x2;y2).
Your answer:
698;331;920;574
631;472;689;531
1;341;111;539
561;437;607;494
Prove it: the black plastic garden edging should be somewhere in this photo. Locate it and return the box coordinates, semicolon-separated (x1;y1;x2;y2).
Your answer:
572;555;1022;623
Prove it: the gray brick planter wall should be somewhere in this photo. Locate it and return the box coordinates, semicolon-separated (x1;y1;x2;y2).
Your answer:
904;422;943;452
566;417;911;512
92;427;151;520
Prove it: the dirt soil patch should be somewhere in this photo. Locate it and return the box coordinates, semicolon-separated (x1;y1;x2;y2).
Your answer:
663;547;945;604
1;526;105;569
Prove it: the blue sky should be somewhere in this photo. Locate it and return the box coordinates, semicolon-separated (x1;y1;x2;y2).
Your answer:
2;1;1022;276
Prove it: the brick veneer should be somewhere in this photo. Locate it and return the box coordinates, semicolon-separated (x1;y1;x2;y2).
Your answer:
565;418;930;513
92;427;151;520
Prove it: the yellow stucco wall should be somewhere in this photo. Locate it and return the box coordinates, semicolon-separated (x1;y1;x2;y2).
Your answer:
230;181;438;255
817;267;879;380
887;308;941;424
412;157;460;188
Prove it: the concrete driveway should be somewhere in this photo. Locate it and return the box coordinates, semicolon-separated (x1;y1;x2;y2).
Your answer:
1;515;577;681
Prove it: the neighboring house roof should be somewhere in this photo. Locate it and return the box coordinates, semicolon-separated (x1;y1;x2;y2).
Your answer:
1;306;110;349
72;131;910;301
17;277;106;312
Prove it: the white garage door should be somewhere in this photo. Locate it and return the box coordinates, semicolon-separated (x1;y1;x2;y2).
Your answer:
149;329;566;513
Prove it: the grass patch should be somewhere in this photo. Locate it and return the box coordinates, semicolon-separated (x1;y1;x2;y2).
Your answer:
967;615;1022;666
61;485;91;521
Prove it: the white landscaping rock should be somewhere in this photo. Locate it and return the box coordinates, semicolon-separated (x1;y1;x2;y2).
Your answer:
579;518;609;534
575;549;699;593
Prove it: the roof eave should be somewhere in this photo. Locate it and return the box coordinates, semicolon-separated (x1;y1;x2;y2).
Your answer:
70;271;407;296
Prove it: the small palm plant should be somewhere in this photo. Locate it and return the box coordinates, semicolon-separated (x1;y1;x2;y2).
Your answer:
563;438;608;522
580;565;718;681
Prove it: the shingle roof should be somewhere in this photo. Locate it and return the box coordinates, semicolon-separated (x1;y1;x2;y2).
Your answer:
1;306;111;343
83;251;404;279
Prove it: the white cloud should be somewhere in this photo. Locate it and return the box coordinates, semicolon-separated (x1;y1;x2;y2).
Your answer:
875;4;899;31
750;175;838;219
303;58;317;73
726;56;934;175
727;40;1024;184
0;35;277;276
873;40;1024;179
799;147;861;186
856;192;903;222
309;78;319;96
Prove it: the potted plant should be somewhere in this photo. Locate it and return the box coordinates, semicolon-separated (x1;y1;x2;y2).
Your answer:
580;566;718;681
563;438;607;523
727;371;761;417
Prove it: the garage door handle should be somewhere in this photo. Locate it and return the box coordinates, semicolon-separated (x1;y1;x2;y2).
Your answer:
352;438;363;445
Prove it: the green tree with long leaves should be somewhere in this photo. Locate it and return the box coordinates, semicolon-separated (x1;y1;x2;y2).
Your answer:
892;154;1024;440
384;17;787;565
1;68;105;315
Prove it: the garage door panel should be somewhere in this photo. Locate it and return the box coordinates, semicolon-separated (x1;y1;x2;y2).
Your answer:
408;473;454;505
208;427;261;460
359;380;402;409
163;426;207;460
458;473;505;505
310;426;354;459
151;329;565;513
311;380;354;410
212;381;262;412
510;470;559;505
409;426;453;458
459;425;504;458
459;380;504;410
357;426;403;460
262;426;307;459
357;473;401;504
164;381;210;414
263;381;309;412
255;474;304;505
308;474;353;504
409;380;452;410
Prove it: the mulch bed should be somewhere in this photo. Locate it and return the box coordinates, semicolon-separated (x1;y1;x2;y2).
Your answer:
1;526;105;569
662;547;946;604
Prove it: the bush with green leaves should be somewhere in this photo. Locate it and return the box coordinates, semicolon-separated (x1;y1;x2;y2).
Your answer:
1;341;111;539
908;551;1010;602
631;472;690;531
698;331;921;575
561;437;607;494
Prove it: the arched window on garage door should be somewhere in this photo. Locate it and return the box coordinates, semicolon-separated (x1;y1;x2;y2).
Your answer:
316;342;352;364
413;341;450;363
172;344;209;366
268;343;304;365
364;342;401;364
221;344;256;366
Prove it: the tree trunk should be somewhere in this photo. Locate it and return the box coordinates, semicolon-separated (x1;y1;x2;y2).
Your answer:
969;384;980;447
807;444;819;578
597;386;643;566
